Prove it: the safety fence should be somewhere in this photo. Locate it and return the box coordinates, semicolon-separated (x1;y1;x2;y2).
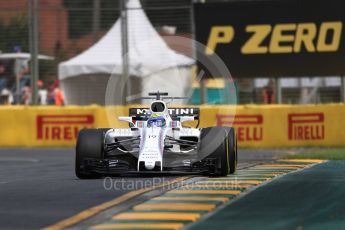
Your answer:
1;104;344;147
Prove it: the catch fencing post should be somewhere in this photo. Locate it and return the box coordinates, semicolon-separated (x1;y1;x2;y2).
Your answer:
121;0;130;104
341;76;345;103
28;0;39;105
275;78;282;104
92;0;101;43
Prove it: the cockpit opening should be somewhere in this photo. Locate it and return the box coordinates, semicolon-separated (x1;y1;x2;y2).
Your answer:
151;102;166;112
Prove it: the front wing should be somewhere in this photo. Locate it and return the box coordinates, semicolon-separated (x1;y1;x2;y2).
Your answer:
80;153;220;176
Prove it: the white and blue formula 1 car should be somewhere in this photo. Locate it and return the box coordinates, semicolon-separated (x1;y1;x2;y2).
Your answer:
75;92;237;178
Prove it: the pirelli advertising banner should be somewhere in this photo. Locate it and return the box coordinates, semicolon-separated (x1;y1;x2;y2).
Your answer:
194;0;345;77
205;104;344;148
0;104;345;148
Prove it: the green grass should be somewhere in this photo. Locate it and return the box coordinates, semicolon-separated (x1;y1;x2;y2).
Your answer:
284;148;345;160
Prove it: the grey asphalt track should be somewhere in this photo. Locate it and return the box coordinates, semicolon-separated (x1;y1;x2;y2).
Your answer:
0;148;288;229
189;160;345;230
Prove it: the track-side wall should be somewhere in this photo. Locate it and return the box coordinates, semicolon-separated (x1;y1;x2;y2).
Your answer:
0;104;344;147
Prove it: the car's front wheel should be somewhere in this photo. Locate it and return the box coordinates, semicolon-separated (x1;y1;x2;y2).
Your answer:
75;129;108;179
200;127;237;176
225;127;237;174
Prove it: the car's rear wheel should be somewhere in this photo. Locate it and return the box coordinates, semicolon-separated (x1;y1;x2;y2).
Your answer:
75;129;108;179
200;127;236;176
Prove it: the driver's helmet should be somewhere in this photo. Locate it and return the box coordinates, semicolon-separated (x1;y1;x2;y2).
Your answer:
147;115;166;128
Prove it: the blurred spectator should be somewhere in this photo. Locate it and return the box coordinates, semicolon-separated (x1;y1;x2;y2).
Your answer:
15;46;30;89
0;62;8;93
0;89;11;105
37;80;47;105
53;80;64;106
262;79;275;104
47;80;64;106
47;84;55;105
21;81;31;105
11;46;30;104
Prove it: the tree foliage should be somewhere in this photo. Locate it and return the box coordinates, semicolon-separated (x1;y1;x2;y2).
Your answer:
0;15;29;53
63;0;119;39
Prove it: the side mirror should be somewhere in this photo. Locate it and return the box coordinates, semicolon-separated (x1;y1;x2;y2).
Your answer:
180;116;194;123
119;116;135;127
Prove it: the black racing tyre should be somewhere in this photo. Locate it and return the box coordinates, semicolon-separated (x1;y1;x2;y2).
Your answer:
75;128;108;179
225;127;237;174
199;127;230;176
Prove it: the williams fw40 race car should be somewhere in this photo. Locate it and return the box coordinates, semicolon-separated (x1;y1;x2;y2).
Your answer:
75;92;237;178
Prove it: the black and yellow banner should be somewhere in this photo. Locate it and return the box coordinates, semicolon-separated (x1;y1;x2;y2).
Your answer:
194;0;345;77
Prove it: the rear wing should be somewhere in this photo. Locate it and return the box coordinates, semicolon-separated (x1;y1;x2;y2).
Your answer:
129;108;200;121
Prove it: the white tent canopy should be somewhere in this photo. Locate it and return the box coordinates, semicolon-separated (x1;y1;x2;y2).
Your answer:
59;0;194;105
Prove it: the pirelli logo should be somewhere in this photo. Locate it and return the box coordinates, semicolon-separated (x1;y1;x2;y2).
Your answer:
288;113;325;140
36;115;94;141
216;114;263;141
